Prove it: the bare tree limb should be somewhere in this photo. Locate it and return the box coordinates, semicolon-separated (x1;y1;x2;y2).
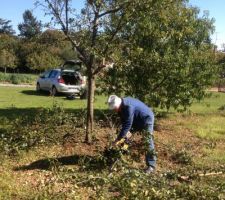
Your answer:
179;171;224;182
93;12;127;75
65;0;69;34
44;0;88;64
45;0;68;34
98;3;126;18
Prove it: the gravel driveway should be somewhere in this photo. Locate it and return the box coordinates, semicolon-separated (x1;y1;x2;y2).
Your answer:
0;83;35;88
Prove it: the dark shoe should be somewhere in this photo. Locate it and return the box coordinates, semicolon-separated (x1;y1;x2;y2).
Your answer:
145;166;155;174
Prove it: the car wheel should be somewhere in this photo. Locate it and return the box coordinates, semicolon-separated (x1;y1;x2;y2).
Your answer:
36;83;41;92
51;86;58;96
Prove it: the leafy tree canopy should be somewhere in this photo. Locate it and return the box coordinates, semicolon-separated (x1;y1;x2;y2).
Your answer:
0;34;18;50
100;0;217;110
18;10;42;39
26;50;62;71
17;29;75;70
0;49;17;71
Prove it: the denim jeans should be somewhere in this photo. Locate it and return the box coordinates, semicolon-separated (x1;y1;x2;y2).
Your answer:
144;119;156;168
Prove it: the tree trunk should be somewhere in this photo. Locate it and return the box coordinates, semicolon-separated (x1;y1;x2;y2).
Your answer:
85;73;95;143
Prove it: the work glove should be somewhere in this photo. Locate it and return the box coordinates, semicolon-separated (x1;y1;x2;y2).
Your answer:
113;131;132;150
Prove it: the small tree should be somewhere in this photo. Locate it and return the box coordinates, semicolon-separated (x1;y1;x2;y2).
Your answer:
216;51;225;90
101;0;217;110
37;0;217;141
0;18;15;35
37;0;133;142
18;10;42;39
0;34;18;72
0;49;17;73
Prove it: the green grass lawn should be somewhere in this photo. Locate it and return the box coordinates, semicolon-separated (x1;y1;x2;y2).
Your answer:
0;86;108;109
189;92;225;114
1;86;224;111
0;86;107;120
0;85;224;118
182;93;225;140
0;86;86;109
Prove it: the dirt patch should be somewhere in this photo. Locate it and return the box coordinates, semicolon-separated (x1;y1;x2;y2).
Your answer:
9;117;204;171
1;117;213;199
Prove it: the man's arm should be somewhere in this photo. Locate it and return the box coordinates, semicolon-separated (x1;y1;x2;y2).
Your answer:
116;106;134;141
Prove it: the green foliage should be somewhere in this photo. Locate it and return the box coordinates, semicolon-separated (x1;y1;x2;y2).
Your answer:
26;50;62;71
218;78;225;87
0;104;82;155
100;0;217;111
0;34;17;50
0;18;15;35
0;34;18;71
0;49;17;70
17;29;77;71
216;51;225;73
18;10;42;39
0;72;37;84
171;149;193;165
44;160;225;199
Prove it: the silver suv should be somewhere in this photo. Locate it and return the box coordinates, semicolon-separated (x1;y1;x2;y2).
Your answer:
36;60;87;99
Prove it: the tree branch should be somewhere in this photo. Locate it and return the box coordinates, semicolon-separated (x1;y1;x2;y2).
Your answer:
98;3;125;18
65;0;69;34
45;0;87;64
93;12;127;76
45;0;67;34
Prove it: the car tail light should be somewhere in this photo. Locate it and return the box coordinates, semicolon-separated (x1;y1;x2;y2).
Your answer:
58;77;65;84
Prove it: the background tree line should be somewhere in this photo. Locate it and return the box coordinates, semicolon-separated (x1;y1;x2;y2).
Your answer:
0;10;77;73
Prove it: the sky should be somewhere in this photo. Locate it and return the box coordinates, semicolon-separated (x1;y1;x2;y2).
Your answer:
0;0;224;49
189;0;225;49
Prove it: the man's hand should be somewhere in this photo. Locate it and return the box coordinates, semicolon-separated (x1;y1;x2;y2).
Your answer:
112;138;125;147
112;132;132;147
125;131;132;139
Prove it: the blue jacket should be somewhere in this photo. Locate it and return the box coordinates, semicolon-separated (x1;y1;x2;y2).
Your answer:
117;97;154;140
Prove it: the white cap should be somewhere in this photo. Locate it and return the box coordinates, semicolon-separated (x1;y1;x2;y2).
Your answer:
107;95;122;110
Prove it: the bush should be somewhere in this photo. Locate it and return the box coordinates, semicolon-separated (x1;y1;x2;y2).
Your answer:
0;72;37;85
171;149;193;165
0;73;10;82
0;104;83;155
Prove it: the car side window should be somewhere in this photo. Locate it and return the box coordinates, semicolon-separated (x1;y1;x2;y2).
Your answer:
40;70;51;78
45;71;52;78
49;70;58;78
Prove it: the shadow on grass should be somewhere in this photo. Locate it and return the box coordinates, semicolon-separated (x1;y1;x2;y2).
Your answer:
0;107;41;121
21;90;52;96
13;154;106;171
0;107;111;121
21;90;76;98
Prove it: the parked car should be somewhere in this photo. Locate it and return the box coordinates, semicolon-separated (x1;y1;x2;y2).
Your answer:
36;60;87;99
